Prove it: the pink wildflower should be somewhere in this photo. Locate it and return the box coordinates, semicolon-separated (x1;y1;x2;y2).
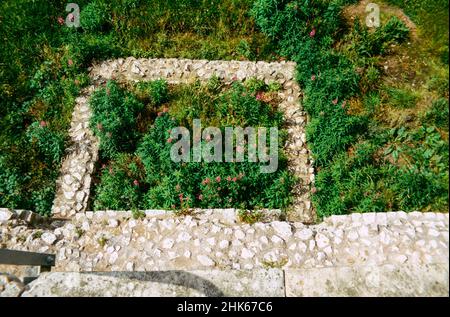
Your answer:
232;177;237;182
202;178;211;185
68;59;73;66
198;194;203;201
57;17;65;25
256;92;263;101
40;121;47;127
309;28;316;37
332;98;338;105
227;176;232;181
311;187;317;194
216;176;221;183
167;137;173;143
133;179;139;187
311;75;316;81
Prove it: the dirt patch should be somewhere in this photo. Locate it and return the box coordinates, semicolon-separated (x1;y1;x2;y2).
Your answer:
342;0;417;39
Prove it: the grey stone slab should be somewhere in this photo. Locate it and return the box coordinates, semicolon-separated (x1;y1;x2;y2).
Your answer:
285;263;449;297
21;269;284;297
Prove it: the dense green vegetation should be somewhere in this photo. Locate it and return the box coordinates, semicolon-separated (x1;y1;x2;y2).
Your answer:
89;79;294;211
252;0;448;217
1;0;448;217
0;0;273;215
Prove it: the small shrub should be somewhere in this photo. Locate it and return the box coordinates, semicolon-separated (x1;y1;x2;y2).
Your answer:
236;40;254;60
386;87;418;109
89;81;144;158
80;1;111;33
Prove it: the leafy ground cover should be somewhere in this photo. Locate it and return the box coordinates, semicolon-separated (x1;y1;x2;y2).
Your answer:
252;0;448;217
88;79;294;211
0;0;274;215
1;0;447;217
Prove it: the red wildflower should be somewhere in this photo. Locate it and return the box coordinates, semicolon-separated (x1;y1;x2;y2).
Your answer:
167;137;173;143
309;28;316;37
232;177;237;182
57;17;65;25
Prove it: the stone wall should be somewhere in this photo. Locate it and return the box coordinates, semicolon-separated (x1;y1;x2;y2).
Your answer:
50;58;314;222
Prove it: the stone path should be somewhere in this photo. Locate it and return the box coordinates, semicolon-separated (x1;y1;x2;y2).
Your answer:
52;58;314;222
1;209;447;272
